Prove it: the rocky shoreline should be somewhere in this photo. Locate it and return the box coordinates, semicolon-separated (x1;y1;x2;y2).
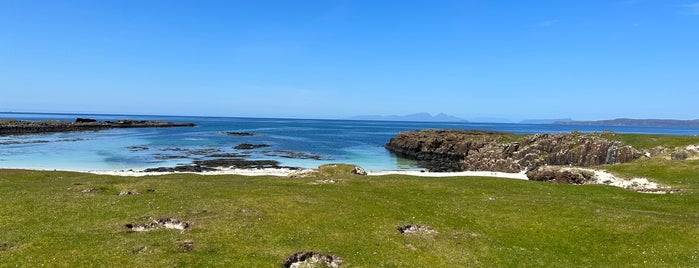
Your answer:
385;130;642;172
0;118;196;135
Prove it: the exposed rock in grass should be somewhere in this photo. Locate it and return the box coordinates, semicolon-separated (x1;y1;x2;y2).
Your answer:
283;251;343;268
126;218;191;232
118;190;141;196
397;224;437;235
234;143;271;150
125;222;159;232
671;149;691;160
686;144;699;153
648;146;665;157
527;166;677;193
158;218;190;230
351;166;367;176
176;239;195;252
132;246;148;254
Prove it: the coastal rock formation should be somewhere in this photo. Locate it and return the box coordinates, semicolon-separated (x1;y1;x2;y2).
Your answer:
234;143;271;150
526;166;596;184
385;130;643;172
220;131;259;136
0;118;195;136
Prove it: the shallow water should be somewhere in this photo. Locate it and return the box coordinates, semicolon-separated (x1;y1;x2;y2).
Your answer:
2;112;698;171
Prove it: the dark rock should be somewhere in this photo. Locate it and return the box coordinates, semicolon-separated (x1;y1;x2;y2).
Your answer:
351;166;367;175
220;131;259;136
649;146;664;157
75;118;97;123
154;154;190;160
142;165;217;173
127;145;149;152
207;153;249;158
234;143;271;150
193;158;281;169
526;167;596;184
0;119;195;136
0;140;50;145
386;130;643;172
671;149;690;160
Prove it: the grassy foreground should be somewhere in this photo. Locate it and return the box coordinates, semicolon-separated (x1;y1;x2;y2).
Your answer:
1;161;698;267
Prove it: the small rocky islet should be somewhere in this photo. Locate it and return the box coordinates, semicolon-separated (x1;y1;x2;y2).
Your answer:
0;118;196;136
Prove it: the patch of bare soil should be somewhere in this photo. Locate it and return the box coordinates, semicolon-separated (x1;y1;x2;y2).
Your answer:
118;190;141;196
176;239;195;252
1;242;17;251
81;188;101;193
397;224;437;235
312;179;341;184
283;251;344;268
132;246;148;254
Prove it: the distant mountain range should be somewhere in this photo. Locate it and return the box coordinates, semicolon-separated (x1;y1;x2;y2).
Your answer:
554;118;699;128
347;113;465;122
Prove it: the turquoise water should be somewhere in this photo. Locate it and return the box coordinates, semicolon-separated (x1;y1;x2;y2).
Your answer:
2;112;699;171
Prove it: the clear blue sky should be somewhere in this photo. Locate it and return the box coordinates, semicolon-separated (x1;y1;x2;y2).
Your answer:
1;0;698;121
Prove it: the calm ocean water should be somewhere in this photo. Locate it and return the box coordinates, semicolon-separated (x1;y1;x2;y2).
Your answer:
2;112;699;171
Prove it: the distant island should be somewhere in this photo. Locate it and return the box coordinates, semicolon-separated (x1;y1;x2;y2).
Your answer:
347;112;465;122
554;118;699;128
520;118;573;124
0;118;196;135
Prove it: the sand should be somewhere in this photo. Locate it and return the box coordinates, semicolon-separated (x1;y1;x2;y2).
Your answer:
11;166;672;193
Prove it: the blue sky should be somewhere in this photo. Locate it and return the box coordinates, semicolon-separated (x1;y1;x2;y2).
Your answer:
1;0;698;121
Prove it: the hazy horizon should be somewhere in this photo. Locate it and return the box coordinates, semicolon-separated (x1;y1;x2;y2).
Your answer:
2;1;698;121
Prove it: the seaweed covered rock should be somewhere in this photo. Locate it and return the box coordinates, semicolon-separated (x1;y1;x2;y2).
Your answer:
385;130;643;172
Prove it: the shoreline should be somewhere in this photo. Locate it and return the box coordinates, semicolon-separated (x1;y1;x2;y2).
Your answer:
0;166;673;193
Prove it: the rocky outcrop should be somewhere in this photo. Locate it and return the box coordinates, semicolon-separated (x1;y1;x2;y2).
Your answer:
385;130;643;172
0;119;195;136
526;166;596;184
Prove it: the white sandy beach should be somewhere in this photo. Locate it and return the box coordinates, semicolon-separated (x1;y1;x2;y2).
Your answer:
11;166;671;194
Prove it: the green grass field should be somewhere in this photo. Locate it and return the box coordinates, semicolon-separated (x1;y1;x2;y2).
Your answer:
2;134;699;267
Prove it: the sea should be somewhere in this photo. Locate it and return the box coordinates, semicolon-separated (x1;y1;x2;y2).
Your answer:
2;112;699;172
